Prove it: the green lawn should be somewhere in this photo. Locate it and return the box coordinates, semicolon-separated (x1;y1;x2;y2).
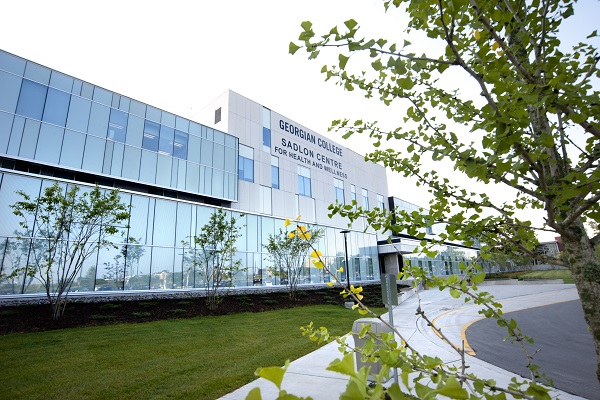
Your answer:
518;269;574;283
0;305;384;400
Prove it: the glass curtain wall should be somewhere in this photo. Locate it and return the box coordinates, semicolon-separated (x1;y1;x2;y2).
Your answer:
0;172;381;295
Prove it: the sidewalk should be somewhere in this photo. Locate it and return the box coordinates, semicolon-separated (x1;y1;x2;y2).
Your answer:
220;284;586;400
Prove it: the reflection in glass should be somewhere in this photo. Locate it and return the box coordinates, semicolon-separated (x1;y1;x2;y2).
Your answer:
142;120;159;152
16;79;47;120
0;71;23;114
42;88;70;127
173;130;188;159
35;124;63;164
108;108;128;143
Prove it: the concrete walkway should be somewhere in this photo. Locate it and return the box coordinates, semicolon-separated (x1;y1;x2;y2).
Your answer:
220;284;588;400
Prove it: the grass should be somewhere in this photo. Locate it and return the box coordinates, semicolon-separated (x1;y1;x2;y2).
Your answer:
518;269;574;283
487;269;574;283
0;305;386;400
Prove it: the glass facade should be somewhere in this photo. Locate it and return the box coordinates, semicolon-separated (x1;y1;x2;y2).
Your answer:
0;171;380;294
0;50;238;201
298;166;311;197
334;178;344;204
271;156;279;189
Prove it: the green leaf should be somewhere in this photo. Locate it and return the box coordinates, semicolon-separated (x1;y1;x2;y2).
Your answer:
255;361;289;389
339;54;350;69
471;272;486;284
289;42;301;55
450;288;461;298
344;19;358;30
327;352;357;377
437;375;469;399
245;387;262;400
587;30;598;38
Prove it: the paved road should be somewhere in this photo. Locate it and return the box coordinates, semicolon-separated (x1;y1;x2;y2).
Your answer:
467;300;599;400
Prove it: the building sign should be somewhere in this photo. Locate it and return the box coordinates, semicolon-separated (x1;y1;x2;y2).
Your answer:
273;117;348;179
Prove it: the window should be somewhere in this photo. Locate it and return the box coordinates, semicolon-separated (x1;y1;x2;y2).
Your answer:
107;108;128;143
334;178;344;204
158;125;174;156
215;107;221;124
238;144;254;182
271;156;279;189
142;120;159;152
16;79;47;120
42;88;70;127
377;194;385;210
262;107;271;152
298;166;311;197
350;184;356;203
173;130;188;159
362;188;369;210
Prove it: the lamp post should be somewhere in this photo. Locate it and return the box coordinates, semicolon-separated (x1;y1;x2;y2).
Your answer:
340;230;350;285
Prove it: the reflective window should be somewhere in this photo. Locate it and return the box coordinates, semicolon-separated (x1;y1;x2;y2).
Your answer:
59;129;85;169
262;127;271;149
93;86;112;106
108;108;128;143
200;139;213;165
0;174;42;236
0;50;26;75
142;120;159;152
129;99;146;117
350;184;356;203
0;70;22;113
212;169;224;198
187;135;200;163
123;114;142;148
176;160;186;190
173;130;188;159
118;96;130;112
16;79;47;120
362;188;369;210
377;194;385;210
156;154;172;187
238;156;254;182
35;124;63;164
159;125;174;156
19;119;40;159
146;105;161;122
203;166;213;195
7;116;25;156
42;88;70;126
82;135;105;172
298;166;311;197
71;79;82;95
24;62;50;85
186;163;199;193
334;178;344;204
87;102;110;137
122;146;141;180
213;143;225;170
175;116;189;132
111;142;124;176
271;156;279;189
139;150;157;183
66;96;91;132
153;199;177;246
49;71;73;92
161;111;175;128
0;111;14;153
224;147;237;173
80;82;94;99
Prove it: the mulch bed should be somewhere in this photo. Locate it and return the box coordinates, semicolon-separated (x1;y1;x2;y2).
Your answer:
0;285;390;335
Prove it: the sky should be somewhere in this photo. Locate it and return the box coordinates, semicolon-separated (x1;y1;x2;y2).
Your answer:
1;0;598;241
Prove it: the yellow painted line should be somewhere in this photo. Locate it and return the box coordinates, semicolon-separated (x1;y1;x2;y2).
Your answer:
430;295;579;358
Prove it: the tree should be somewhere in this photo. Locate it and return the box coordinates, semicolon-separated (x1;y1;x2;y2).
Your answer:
10;182;130;320
265;223;323;301
291;0;600;380
188;209;244;311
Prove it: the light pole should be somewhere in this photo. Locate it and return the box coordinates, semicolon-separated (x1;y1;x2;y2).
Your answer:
340;230;350;285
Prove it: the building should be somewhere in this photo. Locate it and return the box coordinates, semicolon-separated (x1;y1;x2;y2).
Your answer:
0;49;480;296
0;49;388;295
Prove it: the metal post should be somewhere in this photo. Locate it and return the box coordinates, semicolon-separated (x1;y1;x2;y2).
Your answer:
340;230;350;285
386;273;399;385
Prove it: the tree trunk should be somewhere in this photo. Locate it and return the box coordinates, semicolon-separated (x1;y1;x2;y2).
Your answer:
561;218;600;383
